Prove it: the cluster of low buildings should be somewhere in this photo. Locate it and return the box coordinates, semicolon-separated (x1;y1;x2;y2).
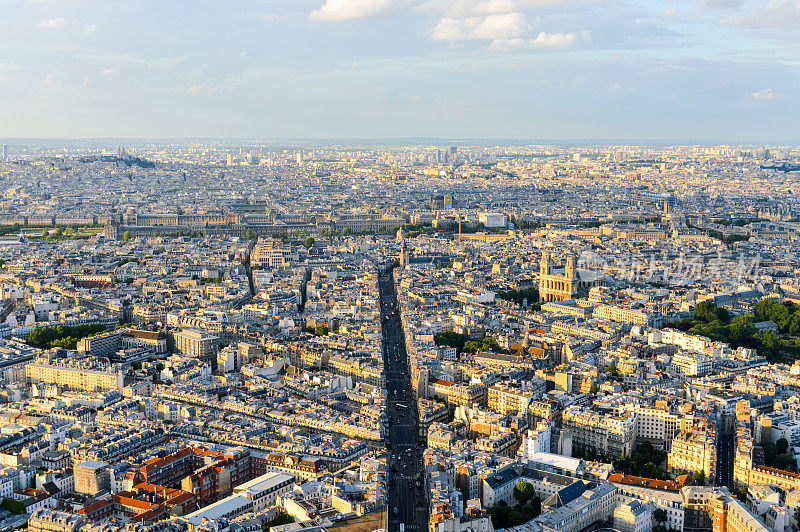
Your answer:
0;142;798;532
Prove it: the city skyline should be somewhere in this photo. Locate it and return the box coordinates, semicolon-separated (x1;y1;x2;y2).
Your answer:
1;0;798;140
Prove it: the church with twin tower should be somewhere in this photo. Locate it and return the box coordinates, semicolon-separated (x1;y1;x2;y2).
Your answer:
539;252;605;302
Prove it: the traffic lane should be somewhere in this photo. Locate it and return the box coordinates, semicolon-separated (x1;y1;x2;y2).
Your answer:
379;272;425;532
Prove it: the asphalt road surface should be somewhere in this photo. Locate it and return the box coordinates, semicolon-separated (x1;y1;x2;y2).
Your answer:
379;266;428;532
716;432;734;489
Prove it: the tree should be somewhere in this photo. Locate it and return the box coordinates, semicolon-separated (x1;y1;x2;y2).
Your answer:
694;301;729;324
692;470;705;486
434;331;470;353
304;236;315;248
728;316;757;344
790;314;800;337
314;324;329;336
464;340;482;353
774;454;796;472
123;230;131;243
613;442;669;480
513;480;535;505
793;505;800;527
264;512;295;529
489;502;511;529
777;437;789;455
531;496;541;518
653;508;668;524
245;229;255;240
508;509;524;526
694;301;716;322
1;498;25;514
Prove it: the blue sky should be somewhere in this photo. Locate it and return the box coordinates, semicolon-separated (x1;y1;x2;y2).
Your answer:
0;0;798;140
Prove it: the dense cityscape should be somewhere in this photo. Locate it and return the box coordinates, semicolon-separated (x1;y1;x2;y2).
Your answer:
0;141;796;532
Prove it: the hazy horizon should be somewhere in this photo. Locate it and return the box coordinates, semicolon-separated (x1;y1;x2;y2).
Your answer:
1;137;799;147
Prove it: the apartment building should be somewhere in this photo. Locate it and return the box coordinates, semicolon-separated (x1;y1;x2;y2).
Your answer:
448;383;488;407
595;305;656;326
74;461;110;496
668;429;717;482
26;362;124;392
250;451;321;482
175;329;219;361
28;509;86;532
619;404;684;451
535;482;618;532
712;492;773;532
672;352;713;377
614;500;654;532
563;406;636;459
520;422;553;459
488;384;534;416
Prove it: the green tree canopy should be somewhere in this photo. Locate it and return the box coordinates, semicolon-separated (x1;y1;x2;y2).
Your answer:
513;481;535;505
1;498;25;514
694;301;729;324
777;438;789;455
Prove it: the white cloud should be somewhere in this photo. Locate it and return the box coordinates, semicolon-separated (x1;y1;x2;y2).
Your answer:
432;12;528;41
101;68;115;76
488;31;578;50
664;8;678;17
751;88;776;100
721;0;800;30
425;0;581;51
82;24;97;34
473;13;528;39
38;18;68;29
310;0;405;22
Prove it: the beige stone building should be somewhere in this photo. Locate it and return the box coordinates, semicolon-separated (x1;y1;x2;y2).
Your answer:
668;428;717;482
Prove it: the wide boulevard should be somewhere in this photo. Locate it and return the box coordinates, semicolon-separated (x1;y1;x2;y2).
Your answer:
379;265;428;532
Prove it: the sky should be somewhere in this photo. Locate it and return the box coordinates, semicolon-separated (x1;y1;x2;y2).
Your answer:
0;0;798;141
